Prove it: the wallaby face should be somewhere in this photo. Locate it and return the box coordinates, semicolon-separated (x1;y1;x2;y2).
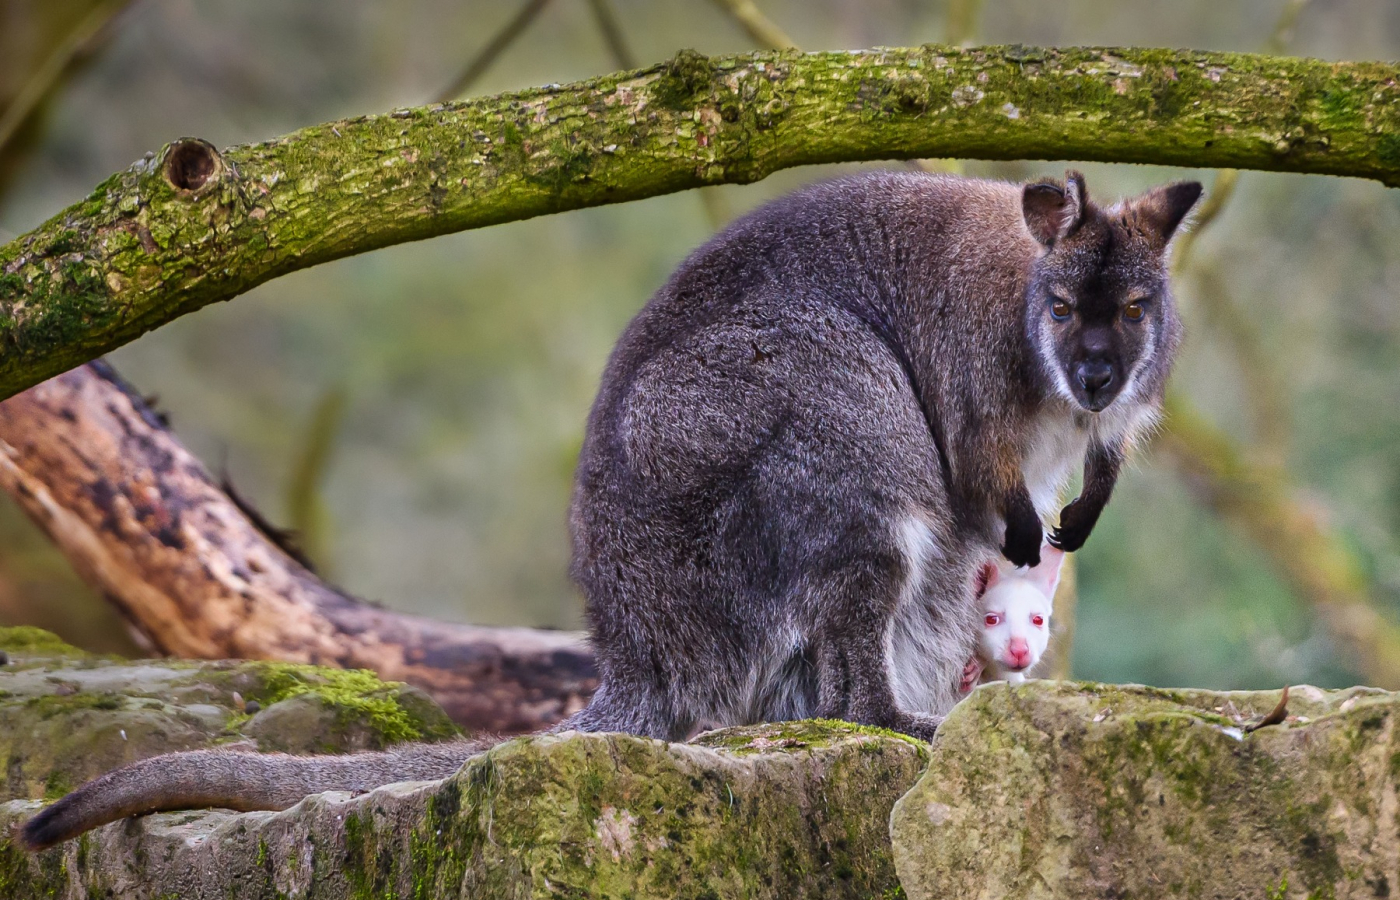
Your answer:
1023;174;1202;415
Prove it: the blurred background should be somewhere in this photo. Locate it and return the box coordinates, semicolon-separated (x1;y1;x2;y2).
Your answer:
1;0;1398;691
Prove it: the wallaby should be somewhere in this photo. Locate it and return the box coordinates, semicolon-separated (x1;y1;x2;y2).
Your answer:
20;169;1199;850
960;544;1064;691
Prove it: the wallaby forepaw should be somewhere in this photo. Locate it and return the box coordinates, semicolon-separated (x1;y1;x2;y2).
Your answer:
1002;514;1042;567
1049;499;1095;552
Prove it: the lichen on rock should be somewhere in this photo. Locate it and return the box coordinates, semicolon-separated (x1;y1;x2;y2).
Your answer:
0;627;460;808
892;681;1400;900
10;631;1400;899
0;710;925;899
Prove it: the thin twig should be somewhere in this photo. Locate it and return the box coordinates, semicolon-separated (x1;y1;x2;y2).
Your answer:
0;0;132;155
707;0;796;50
1265;0;1312;54
434;0;553;103
944;0;985;48
584;0;637;70
284;385;347;574
1171;168;1238;275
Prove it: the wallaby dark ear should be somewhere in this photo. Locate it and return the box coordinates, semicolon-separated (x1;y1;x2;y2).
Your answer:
1130;180;1204;245
1022;170;1089;248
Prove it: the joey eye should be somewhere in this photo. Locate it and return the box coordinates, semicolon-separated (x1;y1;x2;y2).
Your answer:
1123;302;1146;322
1049;298;1071;321
984;614;1000;627
1031;615;1045;627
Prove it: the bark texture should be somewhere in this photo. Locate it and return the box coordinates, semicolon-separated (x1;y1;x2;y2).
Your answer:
0;364;596;733
2;44;1399;400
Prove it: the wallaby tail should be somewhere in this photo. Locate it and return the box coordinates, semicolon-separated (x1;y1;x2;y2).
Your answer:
20;738;490;851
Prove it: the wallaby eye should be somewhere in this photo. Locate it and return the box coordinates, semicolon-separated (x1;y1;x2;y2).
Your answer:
1031;614;1045;627
984;614;1000;627
1049;298;1072;321
1123;302;1145;322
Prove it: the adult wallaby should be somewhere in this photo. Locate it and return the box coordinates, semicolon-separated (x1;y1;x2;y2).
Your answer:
21;169;1200;850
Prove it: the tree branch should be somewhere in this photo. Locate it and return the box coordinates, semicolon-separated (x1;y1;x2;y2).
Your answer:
1154;396;1400;688
2;45;1398;401
0;363;597;731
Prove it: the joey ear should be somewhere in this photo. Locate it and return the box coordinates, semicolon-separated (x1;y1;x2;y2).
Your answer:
1130;180;1203;245
1022;171;1088;248
1030;544;1066;595
976;561;1000;596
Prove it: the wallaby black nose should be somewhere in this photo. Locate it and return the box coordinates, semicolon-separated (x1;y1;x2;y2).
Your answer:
1076;361;1113;394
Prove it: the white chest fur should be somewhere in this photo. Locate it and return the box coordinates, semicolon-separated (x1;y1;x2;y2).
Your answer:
1021;407;1089;519
1022;397;1159;520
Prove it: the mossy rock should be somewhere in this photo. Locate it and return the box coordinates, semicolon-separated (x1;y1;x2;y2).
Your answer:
0;625;88;659
0;628;459;804
892;681;1399;900
1;720;927;899
10;642;1395;899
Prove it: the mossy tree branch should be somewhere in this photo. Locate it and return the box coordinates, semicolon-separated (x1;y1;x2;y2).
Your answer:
3;44;1400;401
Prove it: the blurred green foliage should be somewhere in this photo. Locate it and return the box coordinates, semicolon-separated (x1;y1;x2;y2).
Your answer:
0;0;1397;687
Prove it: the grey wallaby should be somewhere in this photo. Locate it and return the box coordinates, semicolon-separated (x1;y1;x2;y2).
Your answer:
20;169;1200;850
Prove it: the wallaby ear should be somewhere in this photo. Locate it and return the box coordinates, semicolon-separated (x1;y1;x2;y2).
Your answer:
1030;544;1066;596
1128;180;1203;245
1022;171;1088;248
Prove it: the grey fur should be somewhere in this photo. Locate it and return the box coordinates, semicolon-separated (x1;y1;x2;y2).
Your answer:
21;170;1200;850
559;170;1198;741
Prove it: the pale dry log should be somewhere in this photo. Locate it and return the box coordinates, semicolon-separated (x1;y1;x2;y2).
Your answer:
0;363;597;732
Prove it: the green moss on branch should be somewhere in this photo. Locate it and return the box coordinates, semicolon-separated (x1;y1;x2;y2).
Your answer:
2;44;1398;399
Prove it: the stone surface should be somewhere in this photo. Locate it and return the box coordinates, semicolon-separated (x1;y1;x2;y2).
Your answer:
9;628;1400;899
0;626;461;806
892;681;1400;900
1;719;927;899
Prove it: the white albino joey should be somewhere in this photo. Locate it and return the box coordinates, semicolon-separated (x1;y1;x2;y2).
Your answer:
961;545;1064;690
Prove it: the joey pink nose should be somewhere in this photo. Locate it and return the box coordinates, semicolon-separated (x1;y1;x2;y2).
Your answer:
1005;637;1030;668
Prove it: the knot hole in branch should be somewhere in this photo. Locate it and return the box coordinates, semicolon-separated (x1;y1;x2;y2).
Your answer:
163;138;222;193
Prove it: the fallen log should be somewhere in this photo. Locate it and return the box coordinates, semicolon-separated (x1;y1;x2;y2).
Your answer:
0;362;597;732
